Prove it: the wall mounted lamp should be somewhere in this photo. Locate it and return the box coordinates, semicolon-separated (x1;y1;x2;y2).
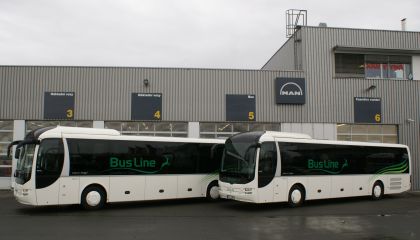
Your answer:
406;118;415;123
143;78;149;87
366;85;376;91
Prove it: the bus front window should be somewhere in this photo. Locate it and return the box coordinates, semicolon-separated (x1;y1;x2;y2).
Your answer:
220;132;263;184
15;144;36;185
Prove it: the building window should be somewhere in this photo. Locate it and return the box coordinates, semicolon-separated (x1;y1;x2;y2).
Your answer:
335;53;412;80
26;121;93;132
0;121;13;178
337;124;398;143
104;121;188;137
335;53;365;77
200;122;281;139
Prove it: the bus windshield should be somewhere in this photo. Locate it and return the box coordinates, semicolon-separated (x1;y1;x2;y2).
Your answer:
15;144;37;185
220;132;263;184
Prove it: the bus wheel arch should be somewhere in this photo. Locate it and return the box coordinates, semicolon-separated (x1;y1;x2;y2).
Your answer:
206;180;220;200
371;180;384;200
81;184;107;210
288;184;306;207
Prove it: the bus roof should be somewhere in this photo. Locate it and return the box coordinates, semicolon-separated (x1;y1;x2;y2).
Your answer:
38;126;225;144
262;131;312;140
39;126;120;138
258;131;408;149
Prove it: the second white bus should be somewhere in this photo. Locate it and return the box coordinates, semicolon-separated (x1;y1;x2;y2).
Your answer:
11;126;225;210
219;131;411;206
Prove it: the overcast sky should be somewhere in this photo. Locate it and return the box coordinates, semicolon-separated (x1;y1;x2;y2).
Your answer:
0;0;419;69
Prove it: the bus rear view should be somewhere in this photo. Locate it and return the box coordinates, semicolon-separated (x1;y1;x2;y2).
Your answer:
219;131;411;206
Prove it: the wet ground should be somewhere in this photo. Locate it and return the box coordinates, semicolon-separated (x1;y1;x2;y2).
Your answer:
1;190;420;240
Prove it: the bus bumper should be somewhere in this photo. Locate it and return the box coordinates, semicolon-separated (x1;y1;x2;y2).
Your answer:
218;182;257;203
14;184;36;205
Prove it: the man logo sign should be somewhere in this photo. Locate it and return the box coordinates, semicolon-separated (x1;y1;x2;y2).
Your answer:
275;77;305;104
279;82;303;96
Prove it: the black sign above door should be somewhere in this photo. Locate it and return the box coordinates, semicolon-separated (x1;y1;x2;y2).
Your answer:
44;92;75;120
354;97;382;123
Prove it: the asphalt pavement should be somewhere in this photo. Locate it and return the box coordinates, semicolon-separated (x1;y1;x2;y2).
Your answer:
1;190;420;240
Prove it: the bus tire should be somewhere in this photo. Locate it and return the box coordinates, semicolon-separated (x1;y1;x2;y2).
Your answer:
288;185;305;207
206;181;220;200
81;185;106;210
371;181;384;200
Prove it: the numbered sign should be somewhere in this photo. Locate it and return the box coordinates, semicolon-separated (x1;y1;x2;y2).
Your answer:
226;94;256;121
354;97;381;123
44;92;75;120
131;93;162;120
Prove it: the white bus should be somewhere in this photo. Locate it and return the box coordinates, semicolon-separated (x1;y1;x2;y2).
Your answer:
10;126;225;210
219;131;411;206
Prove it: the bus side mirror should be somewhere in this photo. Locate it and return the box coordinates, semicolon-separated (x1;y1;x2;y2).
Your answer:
14;148;21;159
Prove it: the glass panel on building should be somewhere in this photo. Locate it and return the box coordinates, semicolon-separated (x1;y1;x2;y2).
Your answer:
199;123;216;133
337;124;398;143
216;123;233;133
105;122;122;131
232;123;248;133
335;54;412;80
335;53;365;77
337;124;351;134
263;123;281;131
139;122;154;132
367;125;381;134
249;123;264;131
383;125;397;135
365;55;389;78
200;122;281;139
383;135;398;143
172;123;188;132
367;135;382;143
105;121;188;137
389;55;412;79
337;135;351;141
0;120;13;178
0;121;13;130
26;121;93;132
352;124;368;134
122;122;139;132
77;121;94;128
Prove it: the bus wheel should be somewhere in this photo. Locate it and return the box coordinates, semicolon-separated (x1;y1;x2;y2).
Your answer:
81;186;106;210
288;185;305;207
206;181;220;200
371;181;384;200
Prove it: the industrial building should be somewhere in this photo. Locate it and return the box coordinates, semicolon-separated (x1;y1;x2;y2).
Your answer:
1;22;420;189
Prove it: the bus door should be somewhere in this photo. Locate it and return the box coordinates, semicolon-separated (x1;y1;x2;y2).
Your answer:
257;142;278;203
35;139;64;205
273;140;288;202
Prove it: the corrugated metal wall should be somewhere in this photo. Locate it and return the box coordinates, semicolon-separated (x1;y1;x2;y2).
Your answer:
0;66;304;122
262;37;296;71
